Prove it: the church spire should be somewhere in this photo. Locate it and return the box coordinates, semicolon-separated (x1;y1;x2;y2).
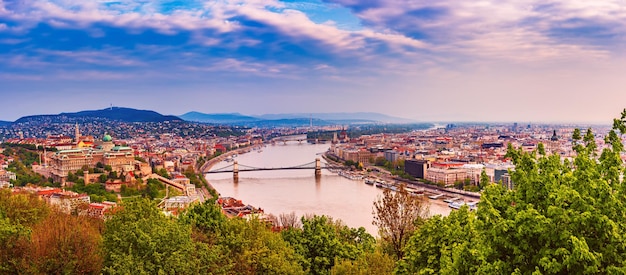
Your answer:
75;122;81;143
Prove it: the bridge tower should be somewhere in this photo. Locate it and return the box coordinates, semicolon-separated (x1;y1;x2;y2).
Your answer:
233;161;239;181
315;158;322;177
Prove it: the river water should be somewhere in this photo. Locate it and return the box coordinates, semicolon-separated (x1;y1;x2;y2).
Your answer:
206;142;450;236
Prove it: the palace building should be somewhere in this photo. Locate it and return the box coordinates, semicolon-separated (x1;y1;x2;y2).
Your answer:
50;134;134;185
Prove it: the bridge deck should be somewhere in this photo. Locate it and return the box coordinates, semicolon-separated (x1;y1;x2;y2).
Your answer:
205;166;346;174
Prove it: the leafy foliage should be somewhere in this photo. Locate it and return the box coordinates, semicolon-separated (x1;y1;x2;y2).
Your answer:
397;207;483;274
0;190;102;274
19;211;104;274
282;215;376;275
331;250;395;275
399;110;626;273
69;181;118;202
180;201;304;274
102;198;200;274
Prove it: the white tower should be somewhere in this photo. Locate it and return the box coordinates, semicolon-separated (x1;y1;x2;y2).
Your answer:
75;122;81;144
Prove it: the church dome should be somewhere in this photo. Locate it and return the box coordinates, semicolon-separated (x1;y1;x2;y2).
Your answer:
103;134;113;142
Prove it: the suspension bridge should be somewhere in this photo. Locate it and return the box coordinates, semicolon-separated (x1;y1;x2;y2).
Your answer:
271;134;309;144
204;158;348;179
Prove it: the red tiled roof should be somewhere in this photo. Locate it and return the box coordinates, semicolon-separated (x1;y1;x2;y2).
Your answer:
36;188;63;196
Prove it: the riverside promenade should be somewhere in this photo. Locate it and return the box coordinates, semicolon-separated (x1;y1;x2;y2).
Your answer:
199;146;264;196
200;146;260;173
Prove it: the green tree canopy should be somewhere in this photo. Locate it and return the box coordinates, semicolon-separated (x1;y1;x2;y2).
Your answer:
282;215;375;275
102;198;200;274
399;110;626;274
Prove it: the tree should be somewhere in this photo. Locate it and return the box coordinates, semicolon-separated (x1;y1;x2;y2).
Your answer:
107;171;117;180
279;212;301;229
145;179;164;199
479;168;490;190
0;212;28;273
179;200;227;239
181;201;305;274
20;211;104;274
331;250;395;275
472;116;626;273
102;198;199;274
374;157;388;167
372;184;428;260
0;189;49;227
0;190;50;273
396;207;483;275
218;217;305;275
282;215;375;275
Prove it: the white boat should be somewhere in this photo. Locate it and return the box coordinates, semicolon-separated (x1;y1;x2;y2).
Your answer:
405;187;424;195
385;185;398;192
339;171;364;181
443;197;461;203
364;178;376;185
449;200;478;211
375;180;387;188
428;194;443;200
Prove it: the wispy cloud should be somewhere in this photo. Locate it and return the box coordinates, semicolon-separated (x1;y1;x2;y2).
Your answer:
1;0;625;122
326;0;626;63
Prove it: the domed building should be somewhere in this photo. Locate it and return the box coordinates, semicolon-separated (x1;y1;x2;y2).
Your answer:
50;133;135;185
99;134;115;152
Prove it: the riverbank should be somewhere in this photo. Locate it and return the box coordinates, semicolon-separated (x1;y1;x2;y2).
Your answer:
323;151;480;202
200;145;264;197
200;145;263;173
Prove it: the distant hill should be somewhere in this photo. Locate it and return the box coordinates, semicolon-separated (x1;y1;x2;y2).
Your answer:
0;120;11;127
181;111;416;126
179;112;260;124
257;112;416;124
14;107;181;123
245;118;333;128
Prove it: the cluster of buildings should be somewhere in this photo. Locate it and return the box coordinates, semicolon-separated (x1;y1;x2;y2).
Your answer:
330;124;614;189
3;118;618;221
1;122;289;216
217;197;266;218
0;148;15;188
0;116;238;141
12;186;116;219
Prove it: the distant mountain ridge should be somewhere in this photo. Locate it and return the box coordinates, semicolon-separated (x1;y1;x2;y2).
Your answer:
14;107;181;123
8;109;416;126
0;120;10;126
256;112;416;124
181;111;416;125
179;112;259;124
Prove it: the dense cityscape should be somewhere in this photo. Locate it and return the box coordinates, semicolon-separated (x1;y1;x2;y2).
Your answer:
1;107;623;273
3;0;625;273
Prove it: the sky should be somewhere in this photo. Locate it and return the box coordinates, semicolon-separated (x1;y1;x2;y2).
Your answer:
1;0;626;123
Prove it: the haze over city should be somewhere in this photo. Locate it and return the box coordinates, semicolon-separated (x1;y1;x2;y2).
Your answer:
1;0;625;123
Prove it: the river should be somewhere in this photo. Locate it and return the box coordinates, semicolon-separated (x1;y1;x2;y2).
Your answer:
205;142;450;236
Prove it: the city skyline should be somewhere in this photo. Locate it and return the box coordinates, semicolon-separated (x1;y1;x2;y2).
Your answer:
1;0;626;123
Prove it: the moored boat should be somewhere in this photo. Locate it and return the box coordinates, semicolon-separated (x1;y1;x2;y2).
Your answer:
428;193;444;200
449;200;478;211
375;180;386;188
443;197;461;203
